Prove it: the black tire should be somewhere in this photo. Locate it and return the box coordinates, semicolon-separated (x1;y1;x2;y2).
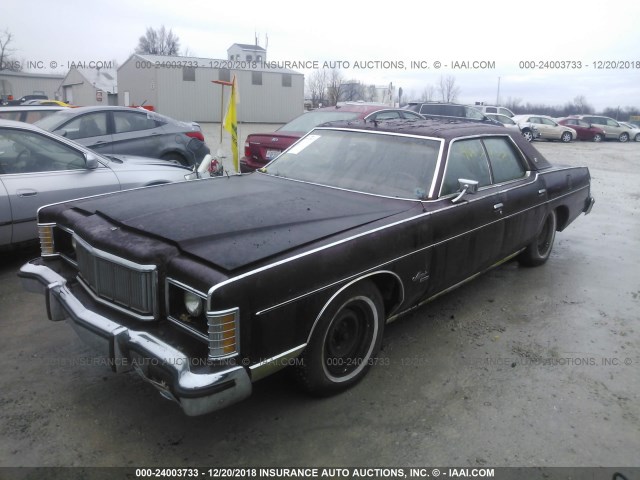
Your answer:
518;210;557;267
635;134;640;142
161;152;189;166
619;132;629;143
295;280;384;395
560;131;573;143
593;133;603;142
521;129;534;142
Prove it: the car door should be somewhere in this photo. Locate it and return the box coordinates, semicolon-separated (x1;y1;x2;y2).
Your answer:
540;117;561;139
0;127;120;244
56;111;112;154
426;138;505;295
481;136;547;257
111;110;165;157
0;178;10;246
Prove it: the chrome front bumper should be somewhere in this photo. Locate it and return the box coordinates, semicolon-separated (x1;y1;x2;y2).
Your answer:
584;195;595;215
18;259;252;416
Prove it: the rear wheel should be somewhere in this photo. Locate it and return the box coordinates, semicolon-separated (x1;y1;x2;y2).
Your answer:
295;280;384;395
518;210;557;267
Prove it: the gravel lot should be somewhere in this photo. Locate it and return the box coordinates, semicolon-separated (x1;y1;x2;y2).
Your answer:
0;136;638;473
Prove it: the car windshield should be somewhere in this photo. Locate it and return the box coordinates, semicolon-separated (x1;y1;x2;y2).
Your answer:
278;111;362;132
264;129;441;200
34;109;78;130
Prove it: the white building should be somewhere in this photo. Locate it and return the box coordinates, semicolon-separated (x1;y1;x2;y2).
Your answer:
117;53;304;123
59;68;118;106
0;71;64;102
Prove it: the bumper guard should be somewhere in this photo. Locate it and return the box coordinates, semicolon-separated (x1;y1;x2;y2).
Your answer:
18;260;252;416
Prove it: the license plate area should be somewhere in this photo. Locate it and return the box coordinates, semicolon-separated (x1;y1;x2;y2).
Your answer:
265;149;281;160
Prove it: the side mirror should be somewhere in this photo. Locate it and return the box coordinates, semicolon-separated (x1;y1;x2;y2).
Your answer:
54;129;68;137
85;153;99;169
452;178;479;203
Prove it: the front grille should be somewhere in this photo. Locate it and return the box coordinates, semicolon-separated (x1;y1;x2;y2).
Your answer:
75;237;157;319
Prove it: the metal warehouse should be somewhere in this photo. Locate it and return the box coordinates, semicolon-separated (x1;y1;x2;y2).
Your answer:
59;68;118;106
0;71;64;102
117;53;304;123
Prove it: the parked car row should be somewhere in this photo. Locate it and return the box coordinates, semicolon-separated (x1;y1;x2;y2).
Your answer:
0;119;193;249
0;105;68;124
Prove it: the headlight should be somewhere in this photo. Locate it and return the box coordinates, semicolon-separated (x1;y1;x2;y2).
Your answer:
184;291;204;317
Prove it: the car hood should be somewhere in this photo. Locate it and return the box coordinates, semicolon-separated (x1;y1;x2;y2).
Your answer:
68;173;414;271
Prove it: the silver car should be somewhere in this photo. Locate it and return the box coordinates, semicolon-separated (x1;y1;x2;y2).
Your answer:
619;122;640;142
485;113;540;142
35;106;210;166
512;115;577;142
0;119;192;248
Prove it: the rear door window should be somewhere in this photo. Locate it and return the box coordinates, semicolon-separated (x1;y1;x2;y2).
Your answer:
482;137;526;183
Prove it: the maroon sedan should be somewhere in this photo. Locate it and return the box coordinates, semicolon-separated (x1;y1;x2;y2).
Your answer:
240;103;424;172
558;118;606;142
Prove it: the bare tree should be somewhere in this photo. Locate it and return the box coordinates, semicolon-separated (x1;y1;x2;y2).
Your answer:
135;26;181;56
420;85;436;102
573;95;593;115
365;84;378;102
341;80;365;102
0;29;21;71
306;69;328;108
504;97;523;113
326;68;345;106
438;75;460;103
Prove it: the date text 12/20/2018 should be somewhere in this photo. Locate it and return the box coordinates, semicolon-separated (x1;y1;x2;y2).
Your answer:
519;60;639;69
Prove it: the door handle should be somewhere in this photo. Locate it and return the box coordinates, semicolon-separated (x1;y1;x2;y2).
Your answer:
17;189;38;197
493;203;504;210
538;188;546;195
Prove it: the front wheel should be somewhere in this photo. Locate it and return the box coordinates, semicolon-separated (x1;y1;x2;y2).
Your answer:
619;133;629;143
593;133;603;142
635;134;640;142
295;280;384;395
518;210;557;267
521;129;534;142
560;131;573;143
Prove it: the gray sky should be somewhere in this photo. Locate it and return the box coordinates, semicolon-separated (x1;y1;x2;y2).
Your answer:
3;0;639;111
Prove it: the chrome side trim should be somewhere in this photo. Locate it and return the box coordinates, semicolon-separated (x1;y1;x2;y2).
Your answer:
248;344;307;382
386;248;526;323
256;270;405;317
